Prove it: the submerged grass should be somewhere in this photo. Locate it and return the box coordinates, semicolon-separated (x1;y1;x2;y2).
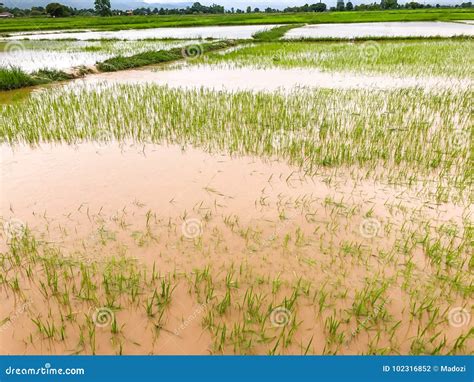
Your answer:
1;185;472;354
0;33;472;356
194;39;474;78
1;84;471;195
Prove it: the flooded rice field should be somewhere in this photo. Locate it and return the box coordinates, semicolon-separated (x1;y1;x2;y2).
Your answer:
5;22;472;41
0;26;472;356
284;21;474;39
187;39;473;78
0;40;196;72
73;66;472;92
3;25;277;41
1;142;471;355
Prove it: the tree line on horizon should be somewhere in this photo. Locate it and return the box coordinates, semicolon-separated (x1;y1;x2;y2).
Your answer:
0;0;472;18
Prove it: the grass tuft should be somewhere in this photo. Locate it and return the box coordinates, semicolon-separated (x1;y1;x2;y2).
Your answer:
252;24;303;41
0;67;73;91
0;67;35;91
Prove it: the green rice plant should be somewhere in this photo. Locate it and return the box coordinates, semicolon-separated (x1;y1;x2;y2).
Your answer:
0;67;35;91
156;277;175;310
302;336;314;355
111;317;119;334
145;291;157;317
33;69;73;82
31;315;57;339
449;329;473;355
352;280;388;317
0;67;73;91
216;289;231;315
325;314;343;343
2;84;470;199
252;24;303;42
0;9;472;34
193;39;474;78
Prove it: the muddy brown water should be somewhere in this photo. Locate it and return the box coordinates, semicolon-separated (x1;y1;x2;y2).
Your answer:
1;143;471;355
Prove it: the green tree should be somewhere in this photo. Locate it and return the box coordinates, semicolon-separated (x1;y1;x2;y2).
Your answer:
95;0;112;16
346;1;353;10
336;0;345;11
381;0;398;9
312;2;327;12
45;3;70;17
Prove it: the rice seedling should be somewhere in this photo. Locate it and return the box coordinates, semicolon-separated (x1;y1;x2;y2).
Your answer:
191;39;474;78
1;84;470;201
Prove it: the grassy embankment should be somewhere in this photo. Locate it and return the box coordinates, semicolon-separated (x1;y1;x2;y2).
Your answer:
252;24;304;41
0;67;72;91
96;40;235;71
0;40;235;90
0;9;473;34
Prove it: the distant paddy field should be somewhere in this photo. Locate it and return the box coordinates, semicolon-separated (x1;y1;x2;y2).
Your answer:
0;8;473;33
